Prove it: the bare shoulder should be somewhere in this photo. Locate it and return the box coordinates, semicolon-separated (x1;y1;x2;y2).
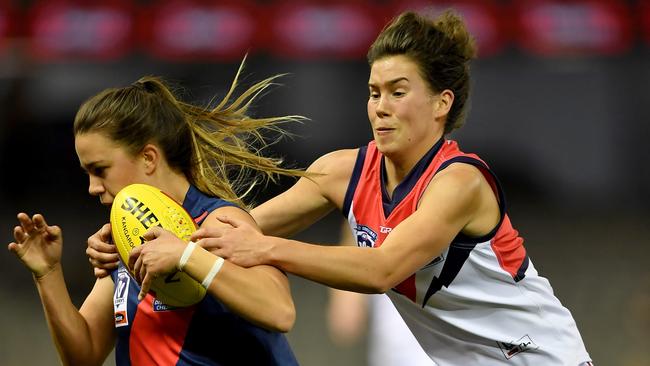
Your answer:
421;162;499;236
203;205;258;230
432;162;485;192
419;162;487;215
307;148;359;178
307;148;360;205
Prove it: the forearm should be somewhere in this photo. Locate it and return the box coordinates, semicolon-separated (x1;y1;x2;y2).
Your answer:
253;201;331;238
183;246;295;332
251;178;334;238
265;237;395;293
34;265;106;366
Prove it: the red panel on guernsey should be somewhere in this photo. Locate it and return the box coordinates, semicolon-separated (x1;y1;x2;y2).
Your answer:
129;294;196;364
394;274;418;302
350;140;486;303
490;215;526;278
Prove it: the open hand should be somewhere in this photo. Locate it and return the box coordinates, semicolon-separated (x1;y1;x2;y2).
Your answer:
8;213;63;278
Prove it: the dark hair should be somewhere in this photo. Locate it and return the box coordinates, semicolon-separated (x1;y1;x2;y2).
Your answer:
367;10;476;133
73;61;307;207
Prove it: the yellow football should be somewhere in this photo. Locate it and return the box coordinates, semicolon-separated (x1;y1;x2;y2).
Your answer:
110;183;206;307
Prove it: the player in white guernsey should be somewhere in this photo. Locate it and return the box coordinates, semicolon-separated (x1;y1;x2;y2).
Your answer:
92;10;593;365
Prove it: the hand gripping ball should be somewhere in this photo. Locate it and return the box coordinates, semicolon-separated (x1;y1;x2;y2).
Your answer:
110;183;206;307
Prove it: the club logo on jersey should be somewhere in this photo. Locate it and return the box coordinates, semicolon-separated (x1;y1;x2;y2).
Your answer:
355;224;377;248
497;335;539;359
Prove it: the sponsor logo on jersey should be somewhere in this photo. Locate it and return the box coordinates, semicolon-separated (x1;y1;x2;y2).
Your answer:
497;334;539;359
153;298;178;312
114;311;127;325
379;225;392;233
355;224;377;248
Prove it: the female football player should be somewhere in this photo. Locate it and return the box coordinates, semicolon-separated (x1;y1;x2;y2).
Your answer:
8;62;303;365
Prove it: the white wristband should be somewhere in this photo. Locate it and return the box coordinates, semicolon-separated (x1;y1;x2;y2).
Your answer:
178;241;197;271
201;257;225;289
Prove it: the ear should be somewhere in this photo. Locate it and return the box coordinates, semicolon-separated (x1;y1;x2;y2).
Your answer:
141;144;161;175
433;89;454;119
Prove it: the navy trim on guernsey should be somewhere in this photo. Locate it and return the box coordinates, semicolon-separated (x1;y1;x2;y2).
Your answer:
342;146;367;218
436;156;507;245
420;156;513;305
420;240;479;307
514;256;529;282
437;155;529;283
380;137;444;218
110;185;299;366
183;185;237;223
420;155;529;304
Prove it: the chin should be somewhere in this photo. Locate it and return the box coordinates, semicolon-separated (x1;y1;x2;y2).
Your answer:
374;140;398;155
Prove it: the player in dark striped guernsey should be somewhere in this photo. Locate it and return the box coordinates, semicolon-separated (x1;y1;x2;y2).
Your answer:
9;65;306;365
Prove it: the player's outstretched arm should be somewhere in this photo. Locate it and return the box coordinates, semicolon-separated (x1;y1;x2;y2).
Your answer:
131;206;296;333
191;164;489;294
8;213;115;366
251;148;359;237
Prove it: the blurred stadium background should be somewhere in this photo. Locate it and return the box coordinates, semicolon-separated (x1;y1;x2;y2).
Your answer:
0;0;648;365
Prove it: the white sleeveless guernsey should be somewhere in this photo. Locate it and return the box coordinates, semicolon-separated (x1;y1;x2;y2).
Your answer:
343;139;591;365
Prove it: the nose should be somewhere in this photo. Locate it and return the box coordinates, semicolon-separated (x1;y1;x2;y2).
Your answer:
375;95;390;118
88;175;104;196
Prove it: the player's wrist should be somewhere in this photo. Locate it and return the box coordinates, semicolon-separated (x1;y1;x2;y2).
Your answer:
178;241;197;271
33;262;63;282
201;257;224;289
264;236;284;267
182;245;225;289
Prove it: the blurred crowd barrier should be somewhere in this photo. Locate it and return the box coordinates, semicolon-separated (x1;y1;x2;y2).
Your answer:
0;0;646;62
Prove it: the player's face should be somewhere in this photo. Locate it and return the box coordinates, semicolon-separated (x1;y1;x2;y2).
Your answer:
367;55;442;163
75;132;148;206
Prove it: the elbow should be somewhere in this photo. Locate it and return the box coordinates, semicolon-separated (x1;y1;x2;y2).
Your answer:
61;354;104;366
360;251;399;294
266;302;295;333
368;280;392;294
275;302;296;333
364;269;400;294
365;270;396;294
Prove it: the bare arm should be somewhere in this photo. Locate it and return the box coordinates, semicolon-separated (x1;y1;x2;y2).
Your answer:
251;148;358;237
132;206;296;332
8;213;115;366
36;273;115;366
269;164;495;292
196;163;499;294
187;207;295;332
85;148;357;278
